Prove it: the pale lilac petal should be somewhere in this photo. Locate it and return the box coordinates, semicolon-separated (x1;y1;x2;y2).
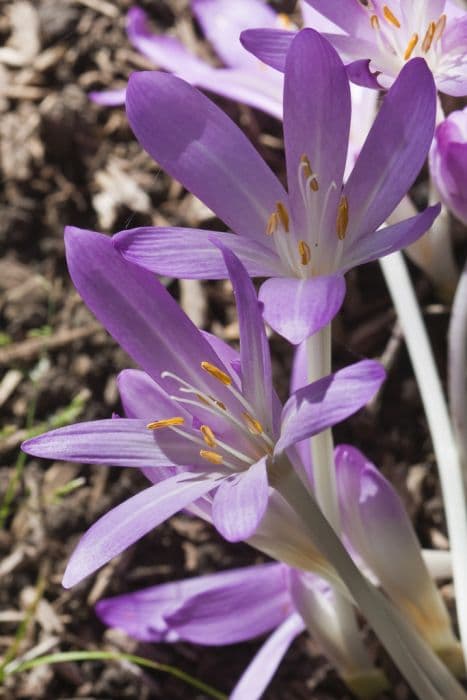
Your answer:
259;275;346;345
126;72;287;240
96;562;291;643
343;205;441;270
166;564;292;644
300;1;344;32
304;0;373;39
322;33;381;66
89;88;126;106
344;59;436;242
430;107;467;223
117;370;183;421
127;7;284;118
195;67;284;119
217;244;274;432
276;360;385;453
283;29;350;243
21;419;195;468
114;227;282;279
127;7;207;79
64;228;237;411
192;0;277;69
231;613;305;700
334;445;453;647
240;28;294;72
212;456;269;542
346;59;380;89
63;473;215;587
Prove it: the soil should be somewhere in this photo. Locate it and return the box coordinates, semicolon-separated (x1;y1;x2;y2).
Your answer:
0;1;466;698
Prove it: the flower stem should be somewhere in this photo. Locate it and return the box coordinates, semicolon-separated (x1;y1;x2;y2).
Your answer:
380;250;467;666
306;326;378;685
448;257;467;478
271;462;467;700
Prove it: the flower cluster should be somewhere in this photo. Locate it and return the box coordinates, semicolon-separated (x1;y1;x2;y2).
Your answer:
22;2;467;699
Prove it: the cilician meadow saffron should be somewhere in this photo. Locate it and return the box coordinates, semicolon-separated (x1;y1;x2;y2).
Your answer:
242;0;467;95
114;29;439;344
90;0;377;179
95;444;462;699
21;229;384;588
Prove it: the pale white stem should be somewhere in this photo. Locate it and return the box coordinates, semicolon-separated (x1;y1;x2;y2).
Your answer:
306;324;340;530
380;250;467;665
306;326;376;682
271;462;467;700
448;258;467;478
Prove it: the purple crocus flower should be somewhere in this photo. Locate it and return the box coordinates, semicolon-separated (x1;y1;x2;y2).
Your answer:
430;106;467;224
115;29;439;344
90;1;376;177
95;562;379;699
242;0;467;95
95;562;305;700
90;0;285;115
96;444;460;697
22;229;384;587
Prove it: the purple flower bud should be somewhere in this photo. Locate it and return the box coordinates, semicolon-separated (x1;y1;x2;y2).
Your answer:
430;106;467;224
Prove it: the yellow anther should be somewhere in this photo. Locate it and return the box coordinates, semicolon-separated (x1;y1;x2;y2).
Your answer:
200;424;217;447
200;449;223;465
276;201;290;232
277;12;292;29
383;5;400;27
298;240;311;266
370;14;380;30
242;411;264;435
146;417;185;430
422;21;436;52
201;361;232;386
433;13;446;42
300;154;319;191
266;211;278;235
403;33;419;60
214;398;227;411
301;154;313;179
336;195;349;240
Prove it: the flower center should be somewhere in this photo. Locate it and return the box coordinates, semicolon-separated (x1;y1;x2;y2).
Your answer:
146;362;274;471
366;3;447;75
264;154;348;277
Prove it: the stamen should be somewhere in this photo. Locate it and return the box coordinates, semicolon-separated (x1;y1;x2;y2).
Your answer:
336;195;349;240
370;14;380;30
300;154;312;179
300;154;319;191
242;411;264;435
266;211;278;236
298;240;311;266
383;5;400;28
277;12;292;29
276;201;290;232
200;424;216;447
200;449;223;465
146;417;185;430
403;33;419;60
201;361;232;386
422;21;436;52
433;14;446;42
